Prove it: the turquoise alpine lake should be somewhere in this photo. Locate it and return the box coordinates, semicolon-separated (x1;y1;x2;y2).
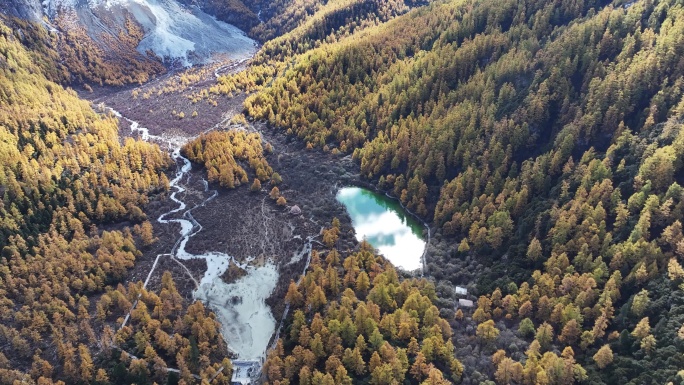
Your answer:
336;187;425;271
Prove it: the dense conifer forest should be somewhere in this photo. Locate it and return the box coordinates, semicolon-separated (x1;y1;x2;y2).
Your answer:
263;223;464;385
0;19;233;384
3;0;684;383
232;0;684;383
182;131;274;189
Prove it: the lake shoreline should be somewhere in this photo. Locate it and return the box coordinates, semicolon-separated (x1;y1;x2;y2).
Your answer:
336;179;432;274
336;186;428;273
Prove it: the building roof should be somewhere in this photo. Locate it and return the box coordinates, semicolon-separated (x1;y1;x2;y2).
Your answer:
454;286;468;295
458;298;474;307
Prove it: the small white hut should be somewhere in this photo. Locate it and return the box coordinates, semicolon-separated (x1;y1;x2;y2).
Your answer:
454;286;468;296
458;298;474;308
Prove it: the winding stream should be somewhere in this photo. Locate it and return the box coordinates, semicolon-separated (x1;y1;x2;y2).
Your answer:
162;148;279;360
110;103;427;366
111;109;299;361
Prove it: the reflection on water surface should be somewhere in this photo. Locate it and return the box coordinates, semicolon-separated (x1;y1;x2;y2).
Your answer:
336;187;425;271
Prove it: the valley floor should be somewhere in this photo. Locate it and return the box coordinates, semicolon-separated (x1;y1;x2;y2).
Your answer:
86;58;370;358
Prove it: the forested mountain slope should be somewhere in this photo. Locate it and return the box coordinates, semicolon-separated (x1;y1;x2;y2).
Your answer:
262;226;463;385
3;0;684;382
235;0;684;383
1;14;166;86
0;21;237;384
209;0;425;95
